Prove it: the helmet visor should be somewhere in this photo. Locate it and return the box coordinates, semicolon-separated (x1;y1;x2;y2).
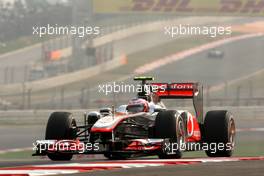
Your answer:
127;104;144;113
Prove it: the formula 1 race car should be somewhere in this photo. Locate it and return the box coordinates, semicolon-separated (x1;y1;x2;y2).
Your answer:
208;49;224;58
33;77;236;161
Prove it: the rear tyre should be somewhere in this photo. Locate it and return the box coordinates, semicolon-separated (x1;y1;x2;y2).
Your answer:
45;112;77;161
204;110;235;157
154;110;185;159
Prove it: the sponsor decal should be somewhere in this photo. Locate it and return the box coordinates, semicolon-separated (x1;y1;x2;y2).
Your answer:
93;0;264;16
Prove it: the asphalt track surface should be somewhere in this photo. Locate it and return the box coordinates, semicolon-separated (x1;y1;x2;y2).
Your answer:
0;125;45;150
0;45;42;84
129;35;264;87
0;157;264;176
77;160;264;176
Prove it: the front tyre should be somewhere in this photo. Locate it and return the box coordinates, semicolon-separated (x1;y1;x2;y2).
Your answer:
45;112;77;161
204;110;236;157
154;110;185;159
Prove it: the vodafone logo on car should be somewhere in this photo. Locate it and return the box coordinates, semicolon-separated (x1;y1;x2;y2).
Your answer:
170;83;193;90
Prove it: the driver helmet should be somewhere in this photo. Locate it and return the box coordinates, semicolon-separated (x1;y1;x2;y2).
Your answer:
127;98;149;113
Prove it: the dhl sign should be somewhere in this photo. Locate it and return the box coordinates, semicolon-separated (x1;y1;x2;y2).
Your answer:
93;0;264;16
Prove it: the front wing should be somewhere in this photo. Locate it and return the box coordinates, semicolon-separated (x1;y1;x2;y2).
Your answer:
32;139;164;156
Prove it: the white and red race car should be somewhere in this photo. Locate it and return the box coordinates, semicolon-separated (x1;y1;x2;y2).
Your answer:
33;77;236;161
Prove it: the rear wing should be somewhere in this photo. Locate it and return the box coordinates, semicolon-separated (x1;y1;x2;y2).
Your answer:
151;82;204;123
133;77;204;123
151;83;197;99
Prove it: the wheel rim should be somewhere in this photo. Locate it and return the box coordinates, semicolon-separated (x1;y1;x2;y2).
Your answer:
229;119;236;149
177;117;185;151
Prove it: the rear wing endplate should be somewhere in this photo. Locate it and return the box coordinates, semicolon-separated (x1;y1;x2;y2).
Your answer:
151;82;204;123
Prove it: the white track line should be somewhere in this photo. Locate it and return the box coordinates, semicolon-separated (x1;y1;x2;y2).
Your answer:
0;169;79;176
37;163;164;168
0;147;31;154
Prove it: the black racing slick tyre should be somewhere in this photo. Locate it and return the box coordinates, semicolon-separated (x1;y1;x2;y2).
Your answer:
154;110;185;159
45;112;77;161
204;110;236;157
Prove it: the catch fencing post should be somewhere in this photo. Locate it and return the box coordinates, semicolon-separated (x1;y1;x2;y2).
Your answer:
249;80;253;99
24;65;29;82
80;88;85;108
27;89;32;109
10;67;14;84
4;67;8;84
206;86;211;107
86;86;90;108
21;83;26;109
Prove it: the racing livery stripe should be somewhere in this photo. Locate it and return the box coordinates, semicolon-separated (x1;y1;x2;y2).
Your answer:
0;157;264;176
